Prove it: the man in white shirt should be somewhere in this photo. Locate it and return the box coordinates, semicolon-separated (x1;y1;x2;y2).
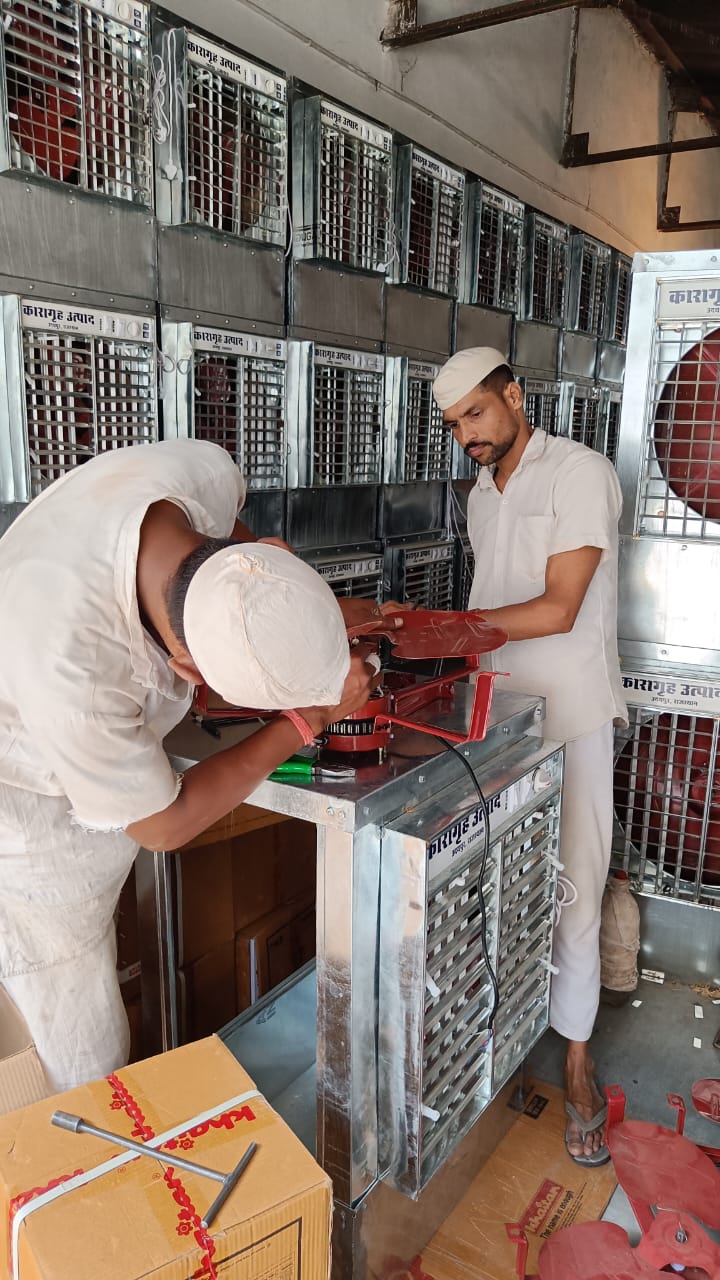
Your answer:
434;349;627;1166
0;439;380;1091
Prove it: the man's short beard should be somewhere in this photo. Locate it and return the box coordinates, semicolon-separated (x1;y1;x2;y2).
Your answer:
464;436;514;467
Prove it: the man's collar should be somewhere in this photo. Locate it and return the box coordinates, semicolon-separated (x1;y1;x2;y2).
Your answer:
474;429;548;489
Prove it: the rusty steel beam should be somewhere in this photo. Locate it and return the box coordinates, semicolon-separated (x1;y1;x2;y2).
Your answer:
383;0;417;41
381;0;606;48
658;208;720;233
563;131;720;166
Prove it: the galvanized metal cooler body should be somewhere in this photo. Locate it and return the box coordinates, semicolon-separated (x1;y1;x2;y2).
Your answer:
0;292;157;502
612;250;720;924
615;250;720;667
160;686;564;1276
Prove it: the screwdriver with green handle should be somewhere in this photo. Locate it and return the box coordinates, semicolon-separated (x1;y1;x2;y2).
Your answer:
269;754;356;782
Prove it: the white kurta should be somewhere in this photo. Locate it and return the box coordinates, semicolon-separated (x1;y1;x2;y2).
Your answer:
0;440;245;1088
467;430;627;1041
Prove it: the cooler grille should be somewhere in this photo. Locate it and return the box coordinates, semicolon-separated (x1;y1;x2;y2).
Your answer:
319;128;390;270
454;536;474;611
576;239;611;335
529;217;568;326
638;321;720;539
613;255;632;343
421;849;498;1176
193;352;285;489
493;792;559;1087
524;382;561;436
402;546;454;610
475;190;524;312
22;326;156;494
406;376;451;481
571;390;601;450
406;160;463;295
314;556;384;603
614;709;720;905
605;396;621;465
312;363;383;485
2;0;151;203
186;64;285;243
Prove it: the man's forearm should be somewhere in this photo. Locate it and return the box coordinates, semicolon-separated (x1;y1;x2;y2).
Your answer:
127;715;315;851
479;594;576;642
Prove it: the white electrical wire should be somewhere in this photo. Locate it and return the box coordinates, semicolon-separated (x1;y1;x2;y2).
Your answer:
554;874;578;927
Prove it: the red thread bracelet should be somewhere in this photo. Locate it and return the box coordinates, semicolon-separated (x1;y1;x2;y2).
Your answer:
280;709;317;746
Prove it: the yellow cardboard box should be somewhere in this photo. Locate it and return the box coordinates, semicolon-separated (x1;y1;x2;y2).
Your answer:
0;990;51;1119
0;1036;331;1280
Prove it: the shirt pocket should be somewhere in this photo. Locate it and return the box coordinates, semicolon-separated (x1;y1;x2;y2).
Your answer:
511;514;553;582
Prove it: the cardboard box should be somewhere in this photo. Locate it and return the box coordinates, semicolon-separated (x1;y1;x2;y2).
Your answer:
232;820;317;934
232;826;284;934
275;820;317;907
176;840;235;966
0;1036;331;1280
0;989;52;1118
387;1081;617;1280
178;940;238;1043
236;897;315;1010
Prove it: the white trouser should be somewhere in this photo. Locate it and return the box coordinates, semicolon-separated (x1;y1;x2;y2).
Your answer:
2;925;130;1093
0;781;137;1091
549;722;614;1043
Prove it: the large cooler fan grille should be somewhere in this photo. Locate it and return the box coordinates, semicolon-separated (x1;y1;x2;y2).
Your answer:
22;327;156;494
613;708;720;904
571;390;601;450
406;160;463;295
312;363;383;485
475;188;523;312
529;218;567;326
193;353;285;489
186;64;286;243
639;322;720;539
406;376;451;481
402;546;454;610
2;0;151;203
319;128;390;270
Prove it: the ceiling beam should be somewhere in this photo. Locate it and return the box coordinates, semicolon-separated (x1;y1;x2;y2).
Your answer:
381;0;607;48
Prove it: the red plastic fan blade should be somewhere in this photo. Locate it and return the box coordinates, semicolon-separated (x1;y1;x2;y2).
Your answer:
347;610;508;659
607;1120;720;1229
638;1207;720;1274
537;1221;665;1279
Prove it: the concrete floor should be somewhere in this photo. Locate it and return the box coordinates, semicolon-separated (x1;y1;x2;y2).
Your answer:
529;975;720;1244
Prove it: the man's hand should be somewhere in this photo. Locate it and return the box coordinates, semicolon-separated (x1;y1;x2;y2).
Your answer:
336;598;411;631
296;643;382;734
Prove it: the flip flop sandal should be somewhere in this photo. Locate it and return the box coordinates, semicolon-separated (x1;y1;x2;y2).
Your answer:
565;1099;611;1167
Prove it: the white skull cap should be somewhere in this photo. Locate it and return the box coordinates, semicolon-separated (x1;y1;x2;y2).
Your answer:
432;347;510;411
183;542;350;709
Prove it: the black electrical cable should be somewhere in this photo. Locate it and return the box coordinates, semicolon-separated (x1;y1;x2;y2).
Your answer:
440;739;500;1034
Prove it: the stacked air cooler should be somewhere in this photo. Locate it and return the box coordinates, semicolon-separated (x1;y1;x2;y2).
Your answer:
614;251;720;907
